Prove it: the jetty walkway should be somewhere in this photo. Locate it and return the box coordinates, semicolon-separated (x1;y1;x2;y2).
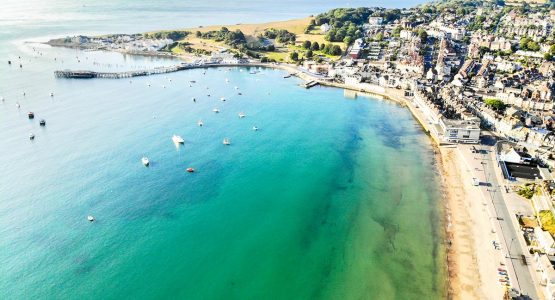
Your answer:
54;63;202;79
54;62;275;79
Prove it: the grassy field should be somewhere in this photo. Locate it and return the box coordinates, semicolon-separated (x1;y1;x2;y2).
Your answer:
157;17;343;62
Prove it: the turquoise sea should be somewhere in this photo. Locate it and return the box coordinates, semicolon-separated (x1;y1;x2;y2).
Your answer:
0;0;445;299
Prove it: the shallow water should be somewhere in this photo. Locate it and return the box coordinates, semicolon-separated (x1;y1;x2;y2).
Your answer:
0;0;444;299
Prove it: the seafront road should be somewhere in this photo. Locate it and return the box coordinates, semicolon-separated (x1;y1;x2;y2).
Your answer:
458;133;539;299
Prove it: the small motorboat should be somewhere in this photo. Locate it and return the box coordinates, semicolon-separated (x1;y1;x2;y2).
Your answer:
237;92;242;95
198;120;204;127
223;138;231;145
207;94;211;97
225;78;229;83
192;97;196;102
213;108;220;113
190;80;196;83
234;86;239;90
50;92;54;97
220;97;226;102
252;126;258;131
87;215;95;222
238;112;246;118
29;133;35;140
142;157;150;166
162;85;166;88
147;83;151;87
39;119;46;126
172;135;185;144
16;102;20;108
186;167;195;173
28;112;34;119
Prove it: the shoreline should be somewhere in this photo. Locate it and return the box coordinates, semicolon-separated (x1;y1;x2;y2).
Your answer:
48;45;486;298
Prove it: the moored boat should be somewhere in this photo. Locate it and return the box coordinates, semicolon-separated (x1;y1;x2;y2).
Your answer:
213;108;220;113
28;112;34;119
142;157;150;166
186;167;195;173
39;119;46;126
172;135;184;144
198;120;204;127
223;138;231;145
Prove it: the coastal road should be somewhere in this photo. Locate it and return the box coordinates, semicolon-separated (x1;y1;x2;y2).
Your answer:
463;134;540;299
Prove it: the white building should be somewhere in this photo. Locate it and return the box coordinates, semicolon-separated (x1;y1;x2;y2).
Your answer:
535;253;555;300
535;227;555;255
368;17;383;26
320;23;331;33
499;147;532;163
438;118;481;143
400;30;415;40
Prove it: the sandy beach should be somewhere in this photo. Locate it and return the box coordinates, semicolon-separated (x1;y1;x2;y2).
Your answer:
438;147;505;300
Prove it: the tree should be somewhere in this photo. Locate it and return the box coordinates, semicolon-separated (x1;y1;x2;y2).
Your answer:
527;41;539;52
393;26;402;37
325;31;335;42
319;43;326;51
306;50;313;58
545;53;553;61
520;37;532;50
311;42;320;51
331;45;342;56
302;40;311;49
343;36;353;45
289;51;299;61
417;29;428;43
195;31;202;38
485;98;506;111
323;44;331;54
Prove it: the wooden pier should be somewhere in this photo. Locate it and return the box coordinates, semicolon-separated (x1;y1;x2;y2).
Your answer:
54;64;189;79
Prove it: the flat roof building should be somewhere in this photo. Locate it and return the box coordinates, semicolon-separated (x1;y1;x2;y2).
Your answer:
438;118;481;144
